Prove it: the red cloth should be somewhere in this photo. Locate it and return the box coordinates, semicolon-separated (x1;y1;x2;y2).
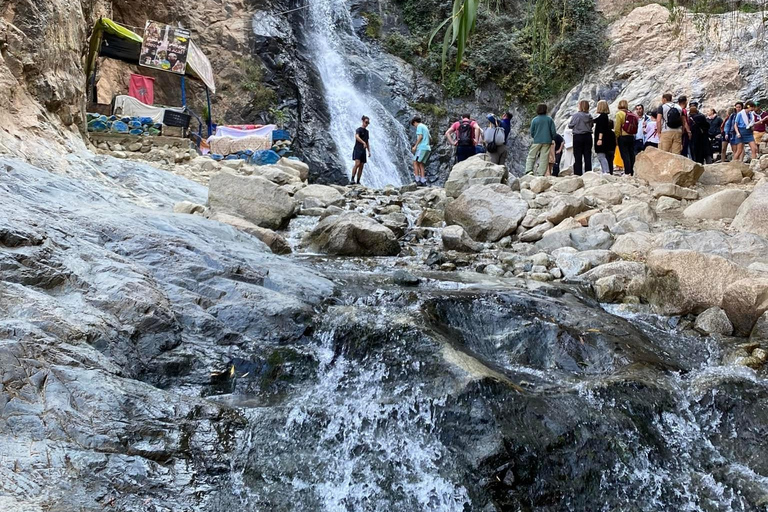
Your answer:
129;74;155;105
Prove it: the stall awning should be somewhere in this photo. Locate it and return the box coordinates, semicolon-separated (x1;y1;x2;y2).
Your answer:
86;18;216;94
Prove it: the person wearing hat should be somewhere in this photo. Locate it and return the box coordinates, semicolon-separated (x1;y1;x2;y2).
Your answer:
483;114;507;165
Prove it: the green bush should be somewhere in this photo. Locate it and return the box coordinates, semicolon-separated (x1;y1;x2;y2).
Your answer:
238;58;277;111
362;12;383;39
387;0;608;104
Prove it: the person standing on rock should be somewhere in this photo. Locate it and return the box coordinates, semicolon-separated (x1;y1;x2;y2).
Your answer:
411;116;431;186
753;102;767;145
633;104;651;154
614;99;638;176
678;96;693;158
500;111;513;144
644;110;660;149
549;132;565;177
723;107;736;160
567;100;593;176
657;93;684;155
483;115;508;165
445;114;482;163
707;108;723;161
730;102;746;161
351;116;371;185
735;100;759;162
524;103;557;176
594;100;616;174
688;104;710;164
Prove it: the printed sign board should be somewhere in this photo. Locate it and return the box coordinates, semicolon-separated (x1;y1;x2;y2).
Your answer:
139;21;190;75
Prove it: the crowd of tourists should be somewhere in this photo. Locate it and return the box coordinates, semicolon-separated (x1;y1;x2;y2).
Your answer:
348;94;766;184
526;94;767;177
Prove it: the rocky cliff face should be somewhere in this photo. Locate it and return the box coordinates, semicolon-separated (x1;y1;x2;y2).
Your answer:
554;4;768;127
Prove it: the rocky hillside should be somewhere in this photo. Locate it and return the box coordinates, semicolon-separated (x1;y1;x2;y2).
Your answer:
554;3;767;126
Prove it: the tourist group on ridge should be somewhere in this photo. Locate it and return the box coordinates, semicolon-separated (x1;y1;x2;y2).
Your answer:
348;94;766;185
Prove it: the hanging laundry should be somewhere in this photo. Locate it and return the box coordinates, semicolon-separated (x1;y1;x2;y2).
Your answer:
129;74;155;105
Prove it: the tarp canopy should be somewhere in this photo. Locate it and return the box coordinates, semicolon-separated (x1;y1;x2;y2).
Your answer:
86;18;216;93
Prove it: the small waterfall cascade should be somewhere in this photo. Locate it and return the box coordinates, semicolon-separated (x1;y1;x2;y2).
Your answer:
305;0;412;188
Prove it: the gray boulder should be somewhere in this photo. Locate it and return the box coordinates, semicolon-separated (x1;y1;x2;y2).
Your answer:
444;154;509;198
699;161;751;185
546;196;588;224
694;307;734;336
295;184;345;208
721;278;768;336
652;183;698;200
635;146;704;186
302;213;400;256
732;180;768;238
442;225;483;252
445;184;528;242
208;173;296;230
683;189;749;220
209;212;292;255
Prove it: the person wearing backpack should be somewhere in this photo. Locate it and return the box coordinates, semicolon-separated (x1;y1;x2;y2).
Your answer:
567;100;594;176
483;115;508;165
657;93;684;155
614;99;638;176
525;103;557;176
445;113;482;163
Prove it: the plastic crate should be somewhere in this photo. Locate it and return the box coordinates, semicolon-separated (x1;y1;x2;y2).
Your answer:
163;110;191;128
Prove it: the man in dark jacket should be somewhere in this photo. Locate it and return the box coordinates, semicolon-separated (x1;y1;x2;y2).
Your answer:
706;108;723;162
689;104;710;164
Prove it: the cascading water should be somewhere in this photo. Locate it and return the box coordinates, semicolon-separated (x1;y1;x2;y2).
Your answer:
305;0;412;188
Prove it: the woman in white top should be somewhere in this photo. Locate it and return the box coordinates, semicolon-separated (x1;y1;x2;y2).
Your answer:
644;111;660;148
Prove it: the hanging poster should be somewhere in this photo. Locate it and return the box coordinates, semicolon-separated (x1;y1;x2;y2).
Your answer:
139;21;190;75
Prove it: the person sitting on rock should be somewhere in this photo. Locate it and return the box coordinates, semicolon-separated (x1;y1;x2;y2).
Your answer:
483;115;508;166
445;114;482;163
524;103;556;176
351;115;371;185
410;116;431;187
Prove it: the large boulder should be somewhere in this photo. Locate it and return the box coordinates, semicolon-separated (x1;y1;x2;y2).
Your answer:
276;157;310;182
732;180;768;238
442;225;483;252
721;278;768;336
209;212;292;255
579;261;648;302
682;189;749;220
444;184;528;242
586;184;623;205
294;184;345;208
546;196;588;224
611;232;655;261
694;307;734;336
208;173;296;230
301;213;400;256
444;155;509;198
698;161;751;186
646;249;752;315
634;146;704;187
535;226;613;252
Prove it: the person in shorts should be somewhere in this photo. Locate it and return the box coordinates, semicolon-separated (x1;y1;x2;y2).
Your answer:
351;116;371;184
411;116;431;186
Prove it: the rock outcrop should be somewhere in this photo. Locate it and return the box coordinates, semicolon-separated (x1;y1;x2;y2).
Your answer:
302;212;400;256
444;155;510;199
208;173;297;230
683;189;749;220
732;180;768;238
634;147;704;187
444;184;528;242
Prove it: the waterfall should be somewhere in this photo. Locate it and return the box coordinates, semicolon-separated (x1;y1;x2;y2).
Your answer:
306;0;411;188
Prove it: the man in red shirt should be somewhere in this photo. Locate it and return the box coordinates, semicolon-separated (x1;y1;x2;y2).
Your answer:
445;114;483;163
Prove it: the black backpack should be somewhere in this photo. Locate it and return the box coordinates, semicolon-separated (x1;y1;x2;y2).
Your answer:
665;105;683;129
457;120;474;146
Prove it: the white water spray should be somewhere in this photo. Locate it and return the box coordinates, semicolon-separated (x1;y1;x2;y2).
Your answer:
306;0;412;188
